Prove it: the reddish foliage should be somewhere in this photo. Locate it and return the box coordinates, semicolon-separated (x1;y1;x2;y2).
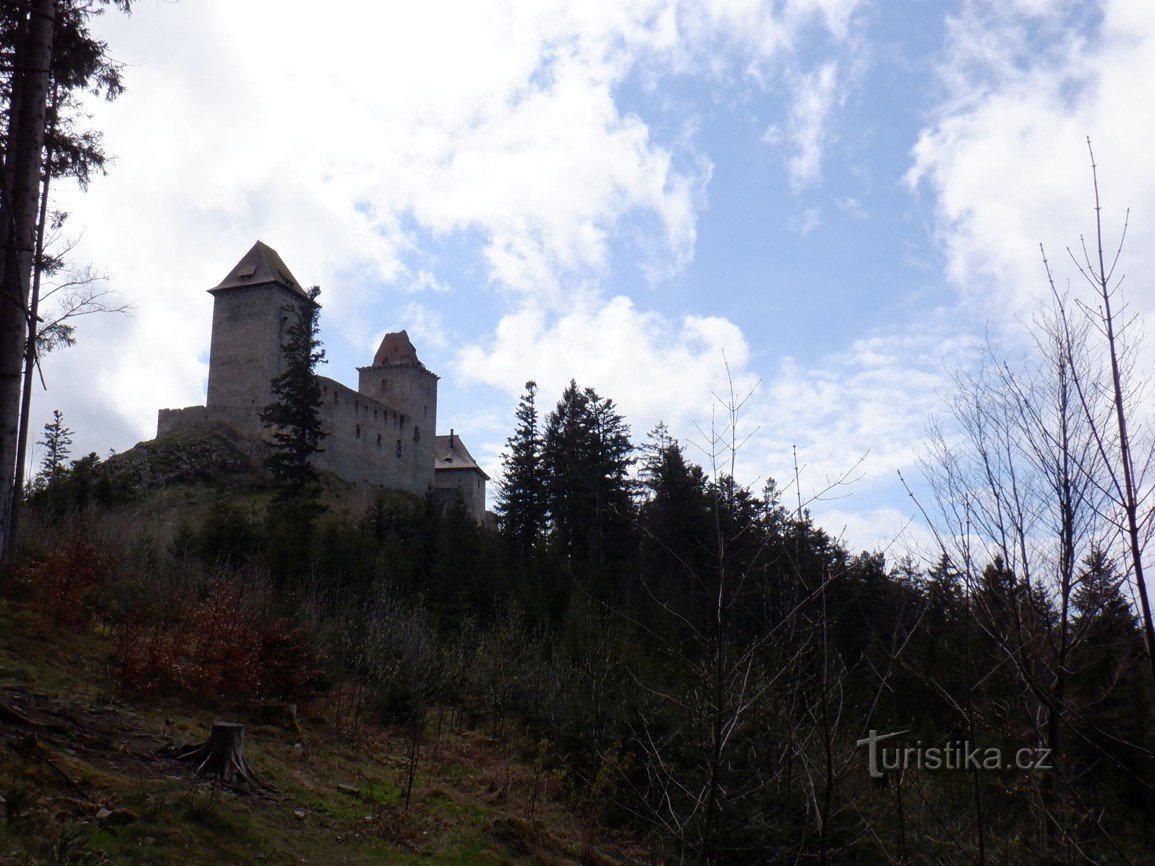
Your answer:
16;534;117;630
115;577;324;706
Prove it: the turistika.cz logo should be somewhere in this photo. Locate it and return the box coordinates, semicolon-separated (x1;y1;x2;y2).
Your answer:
856;730;1053;779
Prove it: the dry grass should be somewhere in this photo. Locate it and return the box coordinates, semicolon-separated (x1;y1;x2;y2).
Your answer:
0;602;643;865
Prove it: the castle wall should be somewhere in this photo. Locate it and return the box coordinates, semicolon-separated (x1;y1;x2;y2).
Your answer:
315;376;433;492
156;405;269;465
432;469;486;521
158;405;263;445
357;362;437;494
158;378;436;495
157;405;209;438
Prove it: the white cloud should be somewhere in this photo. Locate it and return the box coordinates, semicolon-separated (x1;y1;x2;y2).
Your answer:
790;206;823;234
836;195;865;218
906;0;1155;323
456;295;753;431
749;332;963;478
395;304;452;355
785;61;840;189
807;504;935;559
33;0;865;463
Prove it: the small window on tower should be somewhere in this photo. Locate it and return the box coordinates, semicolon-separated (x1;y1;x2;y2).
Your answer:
355;424;361;438
395;439;402;458
376;433;381;447
413;427;420;443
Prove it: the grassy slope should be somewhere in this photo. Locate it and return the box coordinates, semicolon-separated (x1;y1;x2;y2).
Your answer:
0;604;637;865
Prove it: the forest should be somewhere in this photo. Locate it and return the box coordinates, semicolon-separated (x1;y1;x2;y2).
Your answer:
15;325;1155;862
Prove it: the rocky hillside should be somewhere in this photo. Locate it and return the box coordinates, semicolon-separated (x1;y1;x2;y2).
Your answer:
100;429;260;495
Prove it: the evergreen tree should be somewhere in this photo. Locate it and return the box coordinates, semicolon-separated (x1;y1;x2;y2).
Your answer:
637;423;712;626
541;380;635;596
35;408;72;480
1;0;133;564
1069;550;1151;809
196;498;260;568
496;380;544;554
431;497;486;624
260;285;327;502
260;285;327;577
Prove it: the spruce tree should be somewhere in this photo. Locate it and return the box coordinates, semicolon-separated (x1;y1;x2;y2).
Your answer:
260;285;327;576
260;285;327;501
542;380;635;588
496;380;544;554
36;408;73;480
638;422;712;623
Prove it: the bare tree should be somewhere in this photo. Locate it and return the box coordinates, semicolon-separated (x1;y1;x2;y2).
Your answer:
919;276;1151;857
10;224;131;552
1055;138;1155;687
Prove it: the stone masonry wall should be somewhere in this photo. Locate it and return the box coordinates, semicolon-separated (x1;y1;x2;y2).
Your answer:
206;284;304;411
157;379;435;494
315;376;433;492
432;468;486;521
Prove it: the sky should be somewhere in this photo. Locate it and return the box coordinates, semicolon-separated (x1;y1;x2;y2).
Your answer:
30;0;1155;557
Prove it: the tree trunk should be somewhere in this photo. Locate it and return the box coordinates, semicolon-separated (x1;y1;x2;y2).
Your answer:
173;721;273;795
8;85;57;558
0;0;56;568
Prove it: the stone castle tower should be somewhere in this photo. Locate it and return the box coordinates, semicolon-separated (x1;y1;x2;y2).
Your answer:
158;241;488;518
201;241;311;432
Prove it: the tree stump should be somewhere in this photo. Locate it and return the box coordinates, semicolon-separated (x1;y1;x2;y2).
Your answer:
173;721;273;796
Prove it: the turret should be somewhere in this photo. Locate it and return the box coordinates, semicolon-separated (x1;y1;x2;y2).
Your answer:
358;330;438;491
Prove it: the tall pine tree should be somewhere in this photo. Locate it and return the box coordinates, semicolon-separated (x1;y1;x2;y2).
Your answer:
261;285;327;499
1;0;132;564
542;380;635;595
637;422;712;623
496;380;544;555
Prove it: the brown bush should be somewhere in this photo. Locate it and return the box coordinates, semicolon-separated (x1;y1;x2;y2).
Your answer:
15;533;118;630
115;572;325;706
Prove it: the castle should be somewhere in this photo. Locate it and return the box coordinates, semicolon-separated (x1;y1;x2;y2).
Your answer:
157;241;489;520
